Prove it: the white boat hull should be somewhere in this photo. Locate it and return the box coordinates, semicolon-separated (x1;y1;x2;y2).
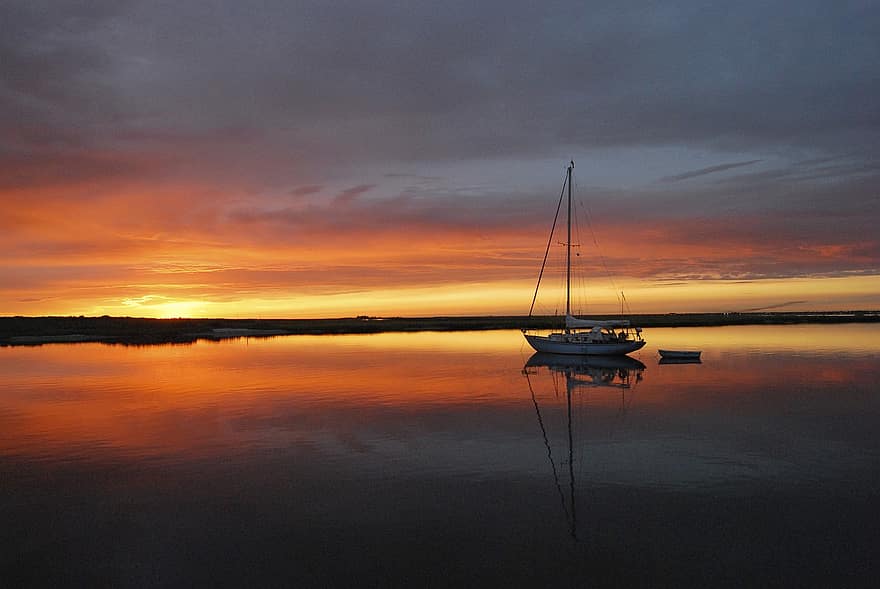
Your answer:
524;334;646;356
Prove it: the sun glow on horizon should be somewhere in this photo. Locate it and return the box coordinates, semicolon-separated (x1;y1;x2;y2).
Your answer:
122;298;210;319
3;274;872;319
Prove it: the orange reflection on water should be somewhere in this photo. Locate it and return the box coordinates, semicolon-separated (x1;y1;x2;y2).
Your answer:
0;333;527;460
644;323;880;353
1;325;877;461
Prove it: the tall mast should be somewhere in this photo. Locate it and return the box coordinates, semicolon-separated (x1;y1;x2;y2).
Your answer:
565;161;573;321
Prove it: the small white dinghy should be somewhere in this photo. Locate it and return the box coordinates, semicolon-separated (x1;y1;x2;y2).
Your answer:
658;349;702;360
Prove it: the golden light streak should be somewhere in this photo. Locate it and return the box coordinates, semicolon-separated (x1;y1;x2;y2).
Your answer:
2;274;878;318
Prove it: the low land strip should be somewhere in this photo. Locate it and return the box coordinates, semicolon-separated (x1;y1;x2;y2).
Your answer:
1;312;877;346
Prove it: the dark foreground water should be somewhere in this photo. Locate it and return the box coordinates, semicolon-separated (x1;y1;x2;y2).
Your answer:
1;325;878;587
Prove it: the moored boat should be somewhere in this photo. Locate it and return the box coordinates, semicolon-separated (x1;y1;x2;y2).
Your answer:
658;349;702;359
522;161;645;356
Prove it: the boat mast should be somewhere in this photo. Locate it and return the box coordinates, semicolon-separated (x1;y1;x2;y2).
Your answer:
565;161;573;325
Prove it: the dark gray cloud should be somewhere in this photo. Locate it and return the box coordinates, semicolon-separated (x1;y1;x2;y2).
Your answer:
289;185;322;197
661;160;762;182
333;184;374;206
0;1;130;148
5;0;875;167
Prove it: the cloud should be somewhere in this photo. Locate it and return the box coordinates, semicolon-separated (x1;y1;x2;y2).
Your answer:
333;184;374;206
5;0;868;168
0;149;161;192
0;1;129;146
741;301;808;312
661;160;762;182
122;295;173;307
2;0;877;192
289;185;323;197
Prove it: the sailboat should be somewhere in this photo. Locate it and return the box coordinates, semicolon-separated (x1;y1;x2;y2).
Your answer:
523;161;646;356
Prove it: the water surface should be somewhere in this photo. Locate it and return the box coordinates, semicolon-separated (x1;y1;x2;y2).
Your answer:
1;325;878;587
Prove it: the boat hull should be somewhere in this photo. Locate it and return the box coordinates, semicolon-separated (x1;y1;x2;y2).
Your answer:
658;349;701;359
524;334;646;356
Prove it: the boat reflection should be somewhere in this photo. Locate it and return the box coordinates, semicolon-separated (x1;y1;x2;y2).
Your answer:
524;352;645;389
658;356;702;365
522;353;645;542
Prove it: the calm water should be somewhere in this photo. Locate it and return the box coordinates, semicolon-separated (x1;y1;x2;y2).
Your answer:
1;325;878;587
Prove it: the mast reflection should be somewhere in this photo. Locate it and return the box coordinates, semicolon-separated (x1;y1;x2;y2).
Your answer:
522;353;645;541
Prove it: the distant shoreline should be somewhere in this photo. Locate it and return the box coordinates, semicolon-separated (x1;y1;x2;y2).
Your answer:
1;312;878;346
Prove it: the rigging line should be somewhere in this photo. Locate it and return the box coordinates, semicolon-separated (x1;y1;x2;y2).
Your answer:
571;176;585;315
566;376;578;542
578;198;622;309
577;390;589;482
529;169;569;317
526;370;571;522
621;290;633;315
571;173;615;312
571;187;589;314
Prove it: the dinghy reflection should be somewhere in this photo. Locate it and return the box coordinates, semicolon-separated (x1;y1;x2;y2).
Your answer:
658;356;702;365
522;353;645;541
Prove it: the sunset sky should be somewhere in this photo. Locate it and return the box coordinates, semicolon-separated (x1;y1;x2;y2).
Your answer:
2;0;878;318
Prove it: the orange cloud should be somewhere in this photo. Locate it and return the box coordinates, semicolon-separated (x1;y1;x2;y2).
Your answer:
2;147;878;318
